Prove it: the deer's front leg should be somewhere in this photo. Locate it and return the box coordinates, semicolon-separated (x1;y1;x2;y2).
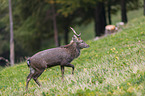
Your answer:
60;66;64;82
64;63;74;75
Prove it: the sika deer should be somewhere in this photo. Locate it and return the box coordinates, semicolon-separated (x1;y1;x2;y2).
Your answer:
26;27;89;90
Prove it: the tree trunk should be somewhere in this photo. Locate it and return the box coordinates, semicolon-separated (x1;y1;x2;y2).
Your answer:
144;0;145;15
52;3;59;47
63;17;70;45
121;0;127;23
108;0;112;24
64;26;69;44
94;2;106;36
9;0;14;66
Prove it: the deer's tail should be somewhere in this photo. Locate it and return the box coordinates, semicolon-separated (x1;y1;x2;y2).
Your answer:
27;58;31;67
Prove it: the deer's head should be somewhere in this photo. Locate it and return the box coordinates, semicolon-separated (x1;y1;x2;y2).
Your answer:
70;27;89;49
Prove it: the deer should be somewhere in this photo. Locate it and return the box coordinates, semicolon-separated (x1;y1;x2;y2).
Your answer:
105;22;125;35
116;22;124;29
105;25;118;35
26;27;89;90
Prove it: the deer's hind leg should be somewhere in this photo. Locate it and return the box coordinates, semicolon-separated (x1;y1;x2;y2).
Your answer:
26;67;35;90
32;69;45;87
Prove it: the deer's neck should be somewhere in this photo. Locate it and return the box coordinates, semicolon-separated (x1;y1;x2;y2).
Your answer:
70;43;80;58
61;42;80;58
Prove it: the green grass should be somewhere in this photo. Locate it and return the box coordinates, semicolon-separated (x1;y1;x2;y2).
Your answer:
0;66;4;71
1;9;145;96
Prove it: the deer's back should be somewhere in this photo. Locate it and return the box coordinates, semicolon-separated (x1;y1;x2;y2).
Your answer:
29;48;73;68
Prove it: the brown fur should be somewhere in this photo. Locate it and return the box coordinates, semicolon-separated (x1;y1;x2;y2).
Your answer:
26;36;89;90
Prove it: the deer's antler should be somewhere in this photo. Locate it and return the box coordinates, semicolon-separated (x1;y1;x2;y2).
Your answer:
70;27;81;37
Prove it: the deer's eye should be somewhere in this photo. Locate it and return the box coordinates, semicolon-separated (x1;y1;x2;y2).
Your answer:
81;41;84;43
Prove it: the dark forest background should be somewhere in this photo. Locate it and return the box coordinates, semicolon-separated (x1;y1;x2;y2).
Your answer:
0;0;144;65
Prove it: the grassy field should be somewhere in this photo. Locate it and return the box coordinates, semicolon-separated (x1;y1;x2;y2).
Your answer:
1;9;145;95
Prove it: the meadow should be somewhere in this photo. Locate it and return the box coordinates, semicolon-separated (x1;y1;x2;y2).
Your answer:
0;8;145;95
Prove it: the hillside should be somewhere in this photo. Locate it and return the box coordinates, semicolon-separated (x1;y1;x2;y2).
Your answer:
0;16;145;95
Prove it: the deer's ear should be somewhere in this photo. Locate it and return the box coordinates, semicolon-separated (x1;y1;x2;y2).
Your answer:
72;35;78;42
78;37;81;40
